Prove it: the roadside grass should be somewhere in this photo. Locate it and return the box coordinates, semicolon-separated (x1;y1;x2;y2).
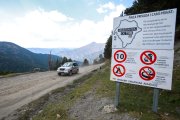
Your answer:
0;73;21;77
96;61;180;120
0;72;33;78
27;61;179;120
33;68;101;120
18;71;97;120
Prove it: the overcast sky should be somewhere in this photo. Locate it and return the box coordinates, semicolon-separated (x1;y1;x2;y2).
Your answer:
0;0;133;48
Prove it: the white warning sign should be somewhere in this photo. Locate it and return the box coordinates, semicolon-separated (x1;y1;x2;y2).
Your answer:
110;9;176;90
110;49;174;90
112;9;177;50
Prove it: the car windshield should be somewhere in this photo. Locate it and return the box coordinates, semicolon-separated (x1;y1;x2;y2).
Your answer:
62;62;72;67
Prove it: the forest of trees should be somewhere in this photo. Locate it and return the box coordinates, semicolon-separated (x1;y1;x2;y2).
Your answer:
125;0;180;26
104;0;180;59
51;57;73;70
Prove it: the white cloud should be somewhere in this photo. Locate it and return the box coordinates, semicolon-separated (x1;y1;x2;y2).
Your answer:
96;2;115;14
0;4;125;48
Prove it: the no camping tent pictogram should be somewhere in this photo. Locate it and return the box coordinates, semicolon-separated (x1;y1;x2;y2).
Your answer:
113;64;126;77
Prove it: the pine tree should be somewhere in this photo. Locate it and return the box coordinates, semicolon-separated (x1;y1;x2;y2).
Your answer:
83;58;89;66
62;57;68;65
104;35;112;59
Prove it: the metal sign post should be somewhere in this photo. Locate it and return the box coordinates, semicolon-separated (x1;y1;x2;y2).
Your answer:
114;11;124;108
115;82;120;107
152;88;160;112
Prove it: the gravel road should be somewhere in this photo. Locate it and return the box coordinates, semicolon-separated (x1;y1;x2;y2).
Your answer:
0;64;103;119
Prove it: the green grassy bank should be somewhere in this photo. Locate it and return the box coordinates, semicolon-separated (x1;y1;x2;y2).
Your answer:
19;61;180;120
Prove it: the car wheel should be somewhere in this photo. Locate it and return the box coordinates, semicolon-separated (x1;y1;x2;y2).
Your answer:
58;73;61;76
69;71;72;76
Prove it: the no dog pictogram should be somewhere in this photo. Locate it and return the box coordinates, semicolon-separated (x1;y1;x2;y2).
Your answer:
139;66;155;81
113;64;126;77
114;50;127;63
140;50;157;65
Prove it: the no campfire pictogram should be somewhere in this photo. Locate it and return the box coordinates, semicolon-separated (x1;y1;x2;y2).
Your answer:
139;66;156;81
113;64;126;77
140;50;157;65
114;50;127;63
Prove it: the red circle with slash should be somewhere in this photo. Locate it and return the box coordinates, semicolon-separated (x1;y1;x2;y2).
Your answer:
113;64;126;77
139;66;156;81
114;50;127;63
140;50;157;65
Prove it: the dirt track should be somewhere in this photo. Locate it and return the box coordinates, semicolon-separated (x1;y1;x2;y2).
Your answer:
0;64;103;119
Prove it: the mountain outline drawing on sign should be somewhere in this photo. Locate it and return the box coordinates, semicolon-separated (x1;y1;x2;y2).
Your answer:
114;19;142;48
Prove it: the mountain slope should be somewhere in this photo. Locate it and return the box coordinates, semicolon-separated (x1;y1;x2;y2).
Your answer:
58;42;105;63
0;42;59;73
28;42;105;63
27;48;72;55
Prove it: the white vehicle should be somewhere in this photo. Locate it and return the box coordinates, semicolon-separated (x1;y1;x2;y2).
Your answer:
57;62;79;76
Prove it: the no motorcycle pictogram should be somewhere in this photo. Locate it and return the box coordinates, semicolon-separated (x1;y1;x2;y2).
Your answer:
139;66;156;81
140;50;157;65
113;64;126;77
114;50;127;63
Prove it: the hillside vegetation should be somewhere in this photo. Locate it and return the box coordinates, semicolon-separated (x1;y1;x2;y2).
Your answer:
125;0;180;26
0;42;60;73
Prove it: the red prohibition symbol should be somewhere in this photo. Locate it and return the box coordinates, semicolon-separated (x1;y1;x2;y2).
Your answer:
114;50;127;63
140;50;157;65
139;66;156;81
113;64;126;77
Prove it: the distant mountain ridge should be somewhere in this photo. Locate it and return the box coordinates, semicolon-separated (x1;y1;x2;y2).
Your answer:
28;42;105;63
0;42;59;73
27;48;73;55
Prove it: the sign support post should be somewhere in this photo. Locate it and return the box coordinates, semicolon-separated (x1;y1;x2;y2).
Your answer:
115;82;120;107
114;12;124;108
152;88;159;112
